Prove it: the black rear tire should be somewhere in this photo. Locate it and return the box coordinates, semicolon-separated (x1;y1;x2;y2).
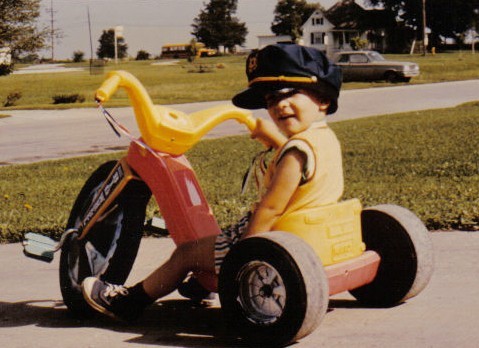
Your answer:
59;161;151;317
219;232;329;347
350;205;433;307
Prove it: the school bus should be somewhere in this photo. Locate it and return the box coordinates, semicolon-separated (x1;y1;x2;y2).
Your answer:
160;42;216;59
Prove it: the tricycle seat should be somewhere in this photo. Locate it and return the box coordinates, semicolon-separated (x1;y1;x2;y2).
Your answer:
272;198;366;266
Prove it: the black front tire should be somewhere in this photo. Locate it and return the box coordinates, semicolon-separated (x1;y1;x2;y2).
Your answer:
59;161;151;317
350;205;434;307
219;232;329;347
385;71;399;83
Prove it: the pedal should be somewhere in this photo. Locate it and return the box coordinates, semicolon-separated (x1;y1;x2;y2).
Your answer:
22;232;57;263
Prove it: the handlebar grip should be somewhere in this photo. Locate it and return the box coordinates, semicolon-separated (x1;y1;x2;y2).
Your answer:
95;73;122;102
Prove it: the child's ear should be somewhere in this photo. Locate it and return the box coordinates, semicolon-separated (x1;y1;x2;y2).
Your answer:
318;100;330;112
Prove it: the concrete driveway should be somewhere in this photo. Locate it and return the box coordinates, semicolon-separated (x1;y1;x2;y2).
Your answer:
0;232;478;347
1;81;479;347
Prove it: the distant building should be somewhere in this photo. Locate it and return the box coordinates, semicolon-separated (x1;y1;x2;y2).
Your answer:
257;0;391;58
257;35;293;48
0;47;12;65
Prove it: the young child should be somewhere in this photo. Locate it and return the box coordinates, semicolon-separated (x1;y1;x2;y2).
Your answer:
81;43;344;321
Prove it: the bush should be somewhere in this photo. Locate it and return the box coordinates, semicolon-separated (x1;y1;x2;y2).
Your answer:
135;50;150;60
72;50;85;62
0;64;13;76
351;36;368;50
52;94;86;104
3;91;22;107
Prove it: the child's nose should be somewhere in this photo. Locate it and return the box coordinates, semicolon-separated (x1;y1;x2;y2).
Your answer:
276;96;291;109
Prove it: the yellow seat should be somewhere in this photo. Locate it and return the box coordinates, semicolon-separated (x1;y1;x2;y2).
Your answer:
272;199;365;266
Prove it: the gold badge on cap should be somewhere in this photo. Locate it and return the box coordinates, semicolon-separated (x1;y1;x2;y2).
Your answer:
247;53;258;74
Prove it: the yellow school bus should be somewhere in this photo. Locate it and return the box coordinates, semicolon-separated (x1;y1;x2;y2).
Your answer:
160;42;216;59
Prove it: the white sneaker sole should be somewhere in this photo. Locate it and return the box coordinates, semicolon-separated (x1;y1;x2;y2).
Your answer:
81;277;120;320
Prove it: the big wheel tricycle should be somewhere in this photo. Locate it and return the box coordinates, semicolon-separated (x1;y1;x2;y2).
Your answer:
23;70;434;347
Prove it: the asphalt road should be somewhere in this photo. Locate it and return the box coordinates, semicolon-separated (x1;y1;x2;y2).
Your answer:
1;79;479;165
1;232;478;348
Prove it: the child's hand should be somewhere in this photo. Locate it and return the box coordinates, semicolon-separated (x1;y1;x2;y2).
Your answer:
251;119;287;149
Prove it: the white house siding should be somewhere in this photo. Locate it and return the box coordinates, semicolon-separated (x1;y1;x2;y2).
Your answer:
301;10;335;56
257;35;293;48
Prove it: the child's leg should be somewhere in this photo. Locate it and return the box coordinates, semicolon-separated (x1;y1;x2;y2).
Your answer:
142;235;217;300
82;235;217;320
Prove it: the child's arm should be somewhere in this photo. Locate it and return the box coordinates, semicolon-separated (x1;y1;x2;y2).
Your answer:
244;149;305;238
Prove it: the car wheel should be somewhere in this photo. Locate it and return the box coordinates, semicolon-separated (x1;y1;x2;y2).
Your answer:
384;71;399;83
219;231;329;347
349;204;434;307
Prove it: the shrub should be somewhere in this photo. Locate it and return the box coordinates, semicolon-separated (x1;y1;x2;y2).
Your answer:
52;94;86;104
3;91;22;107
136;50;150;60
0;64;13;76
72;50;85;62
351;36;368;50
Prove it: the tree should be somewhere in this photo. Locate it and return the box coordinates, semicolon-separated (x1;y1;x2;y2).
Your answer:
366;0;479;47
0;0;48;60
271;0;319;41
72;50;84;62
96;29;128;59
135;50;150;60
191;0;248;52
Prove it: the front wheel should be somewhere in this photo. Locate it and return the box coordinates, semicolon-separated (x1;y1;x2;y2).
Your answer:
350;205;434;307
219;232;329;347
59;161;151;317
384;71;399;83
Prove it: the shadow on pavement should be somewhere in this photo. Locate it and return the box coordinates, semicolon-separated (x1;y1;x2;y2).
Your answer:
0;299;247;347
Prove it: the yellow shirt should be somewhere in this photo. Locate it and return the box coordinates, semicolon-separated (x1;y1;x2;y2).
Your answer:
264;121;344;217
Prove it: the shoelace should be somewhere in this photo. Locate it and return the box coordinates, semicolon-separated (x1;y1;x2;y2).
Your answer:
103;284;129;302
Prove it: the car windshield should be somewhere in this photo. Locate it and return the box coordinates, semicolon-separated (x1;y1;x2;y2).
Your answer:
367;51;385;61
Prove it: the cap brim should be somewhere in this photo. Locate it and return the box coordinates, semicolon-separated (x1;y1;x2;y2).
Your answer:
232;85;270;110
232;83;338;114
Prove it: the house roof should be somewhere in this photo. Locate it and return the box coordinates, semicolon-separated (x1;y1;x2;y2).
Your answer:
325;0;367;30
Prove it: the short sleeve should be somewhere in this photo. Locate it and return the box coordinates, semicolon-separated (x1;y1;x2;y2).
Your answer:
276;139;316;184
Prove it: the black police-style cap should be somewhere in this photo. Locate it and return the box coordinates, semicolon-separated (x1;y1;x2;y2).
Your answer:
232;44;342;114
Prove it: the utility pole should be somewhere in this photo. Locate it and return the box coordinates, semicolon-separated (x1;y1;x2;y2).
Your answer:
49;0;56;61
422;0;427;55
87;6;94;73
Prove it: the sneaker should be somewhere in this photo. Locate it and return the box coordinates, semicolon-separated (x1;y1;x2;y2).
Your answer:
82;277;143;321
178;276;216;305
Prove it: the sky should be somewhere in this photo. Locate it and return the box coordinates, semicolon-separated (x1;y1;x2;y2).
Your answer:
38;0;343;60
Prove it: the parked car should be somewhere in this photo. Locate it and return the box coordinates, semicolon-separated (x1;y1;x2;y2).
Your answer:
333;51;420;83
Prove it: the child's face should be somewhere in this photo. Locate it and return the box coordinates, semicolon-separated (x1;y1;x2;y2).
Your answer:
265;88;329;137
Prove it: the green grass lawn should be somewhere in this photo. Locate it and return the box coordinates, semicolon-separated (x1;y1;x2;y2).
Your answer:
1;101;479;243
1;51;479;110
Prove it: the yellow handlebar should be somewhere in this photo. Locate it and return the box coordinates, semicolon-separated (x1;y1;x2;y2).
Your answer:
95;74;122;102
96;70;259;155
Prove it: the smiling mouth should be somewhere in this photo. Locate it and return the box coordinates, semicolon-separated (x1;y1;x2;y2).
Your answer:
279;114;295;121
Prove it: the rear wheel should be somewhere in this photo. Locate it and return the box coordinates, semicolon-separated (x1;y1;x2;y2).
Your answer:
219;232;329;347
59;161;151;317
350;205;433;307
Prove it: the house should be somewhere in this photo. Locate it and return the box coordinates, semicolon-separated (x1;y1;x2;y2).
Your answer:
0;47;11;65
257;34;293;48
258;0;391;58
